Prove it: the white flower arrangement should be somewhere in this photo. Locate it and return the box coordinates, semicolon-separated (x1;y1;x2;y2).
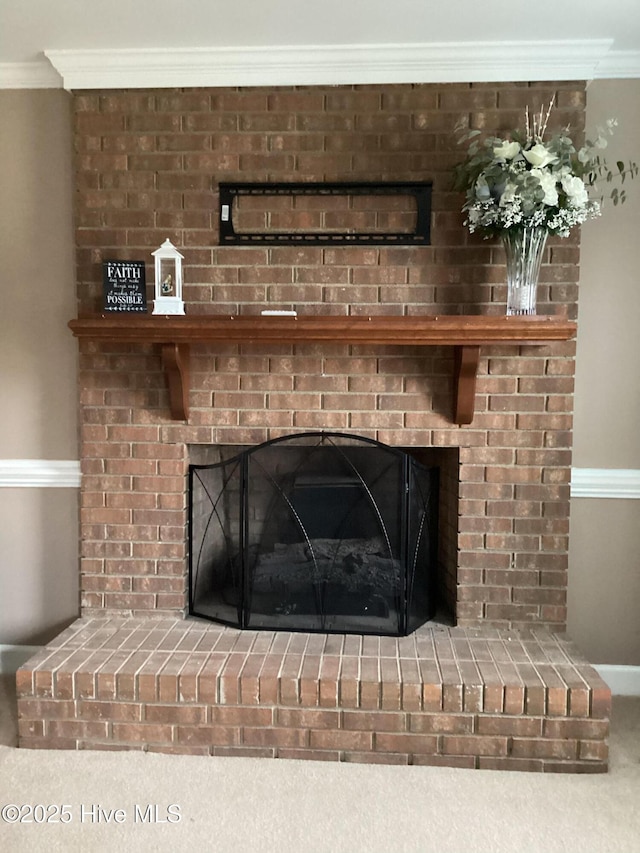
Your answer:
452;103;637;238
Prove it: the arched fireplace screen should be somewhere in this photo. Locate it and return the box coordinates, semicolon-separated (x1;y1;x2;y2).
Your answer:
189;432;439;636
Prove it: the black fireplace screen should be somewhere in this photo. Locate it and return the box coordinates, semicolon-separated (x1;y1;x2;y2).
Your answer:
189;432;438;636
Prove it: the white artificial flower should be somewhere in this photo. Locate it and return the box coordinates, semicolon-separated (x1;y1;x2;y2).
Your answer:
493;140;521;160
561;175;589;207
499;181;518;206
474;174;491;201
523;143;557;168
530;168;559;206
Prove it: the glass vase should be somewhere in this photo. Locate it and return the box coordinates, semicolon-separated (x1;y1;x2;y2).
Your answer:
502;227;548;316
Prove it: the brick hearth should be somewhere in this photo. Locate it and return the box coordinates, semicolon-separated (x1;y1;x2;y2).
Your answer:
17;617;610;771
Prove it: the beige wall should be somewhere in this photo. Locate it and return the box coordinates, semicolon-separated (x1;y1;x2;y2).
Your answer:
574;80;640;470
0;90;77;456
567;79;640;665
0;90;79;645
0;83;638;663
568;500;640;665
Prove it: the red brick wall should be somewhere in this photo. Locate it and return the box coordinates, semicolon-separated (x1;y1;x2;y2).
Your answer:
74;82;581;629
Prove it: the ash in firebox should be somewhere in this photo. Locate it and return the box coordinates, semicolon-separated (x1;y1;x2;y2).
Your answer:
251;537;402;595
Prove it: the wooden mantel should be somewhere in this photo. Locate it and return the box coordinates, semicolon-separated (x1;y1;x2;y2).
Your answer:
69;314;577;425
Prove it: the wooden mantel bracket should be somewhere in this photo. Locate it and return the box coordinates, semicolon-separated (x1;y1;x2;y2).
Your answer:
454;345;481;426
161;343;190;420
68;314;576;425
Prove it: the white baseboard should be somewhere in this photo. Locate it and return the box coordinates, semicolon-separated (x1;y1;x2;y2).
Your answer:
0;645;42;674
595;665;640;697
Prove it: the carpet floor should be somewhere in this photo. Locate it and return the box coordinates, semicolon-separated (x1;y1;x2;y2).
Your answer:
1;674;639;853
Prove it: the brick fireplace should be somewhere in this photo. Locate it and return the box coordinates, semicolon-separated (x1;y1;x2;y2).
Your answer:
17;80;611;769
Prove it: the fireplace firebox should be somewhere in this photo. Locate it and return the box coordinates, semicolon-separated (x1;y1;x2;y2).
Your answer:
189;432;439;636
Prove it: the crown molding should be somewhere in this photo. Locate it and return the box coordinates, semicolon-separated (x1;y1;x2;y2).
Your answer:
571;468;640;500
0;460;81;488
42;39;619;91
3;40;638;91
0;59;62;89
594;50;640;79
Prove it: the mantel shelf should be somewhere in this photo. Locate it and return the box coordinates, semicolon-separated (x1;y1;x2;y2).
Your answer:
69;314;577;425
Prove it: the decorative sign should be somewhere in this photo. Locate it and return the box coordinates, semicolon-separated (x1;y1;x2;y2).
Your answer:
102;260;147;312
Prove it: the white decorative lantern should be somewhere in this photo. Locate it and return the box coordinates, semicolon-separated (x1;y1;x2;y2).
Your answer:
152;239;185;315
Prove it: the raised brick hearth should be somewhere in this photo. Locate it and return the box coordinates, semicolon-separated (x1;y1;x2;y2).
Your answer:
16;80;612;769
17;618;610;771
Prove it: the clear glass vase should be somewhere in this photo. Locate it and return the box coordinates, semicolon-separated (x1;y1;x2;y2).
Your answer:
502;227;548;316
